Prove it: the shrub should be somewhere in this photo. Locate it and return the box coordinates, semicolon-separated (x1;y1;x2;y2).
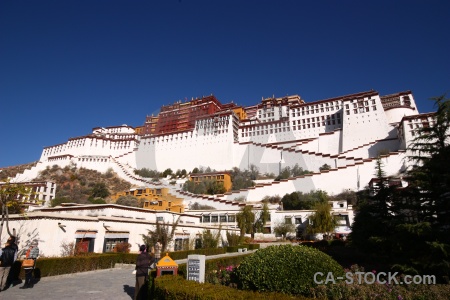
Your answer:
234;244;344;296
329;239;346;247
177;253;253;280
165;248;226;261
247;244;260;250
153;275;310;300
114;242;131;253
226;246;240;253
226;231;241;247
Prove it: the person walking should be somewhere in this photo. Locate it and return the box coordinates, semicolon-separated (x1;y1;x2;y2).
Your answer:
0;240;16;291
134;245;152;300
6;236;18;260
154;240;162;264
20;240;39;289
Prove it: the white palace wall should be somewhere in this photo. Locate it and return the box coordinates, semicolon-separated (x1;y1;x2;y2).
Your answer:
341;96;391;152
216;151;406;202
12;90;426;202
136;125;236;172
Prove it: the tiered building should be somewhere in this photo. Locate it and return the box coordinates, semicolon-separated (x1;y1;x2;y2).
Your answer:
6;89;435;256
13;89;428;201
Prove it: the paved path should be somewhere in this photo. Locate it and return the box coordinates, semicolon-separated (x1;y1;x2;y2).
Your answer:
0;264;136;300
0;249;267;299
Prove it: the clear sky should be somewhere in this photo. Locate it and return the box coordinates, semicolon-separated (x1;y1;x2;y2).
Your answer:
1;1;449;167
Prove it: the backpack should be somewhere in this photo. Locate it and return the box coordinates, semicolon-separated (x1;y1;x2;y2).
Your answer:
0;246;15;267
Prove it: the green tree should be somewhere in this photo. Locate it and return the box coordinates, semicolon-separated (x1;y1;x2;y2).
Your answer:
249;164;260;180
236;204;269;238
262;195;281;204
162;168;173;178
350;94;450;282
142;217;180;253
90;182;110;199
281;190;328;210
319;164;331;172
182;179;226;195
0;181;31;241
236;206;255;237
408;94;450;228
307;202;337;240
226;231;241;246
189;202;216;210
199;227;221;249
253;202;270;235
273;221;296;239
134;168;160;178
230;167;255;190
276;164;312;180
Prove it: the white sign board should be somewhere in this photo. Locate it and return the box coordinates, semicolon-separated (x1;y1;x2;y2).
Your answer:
187;254;205;283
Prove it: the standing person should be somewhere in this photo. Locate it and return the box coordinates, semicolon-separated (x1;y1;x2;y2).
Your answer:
20;240;39;289
154;239;162;264
134;245;151;300
4;236;18;289
6;237;18;261
0;241;16;291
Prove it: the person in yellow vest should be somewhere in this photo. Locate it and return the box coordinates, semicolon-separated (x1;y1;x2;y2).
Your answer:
20;240;39;289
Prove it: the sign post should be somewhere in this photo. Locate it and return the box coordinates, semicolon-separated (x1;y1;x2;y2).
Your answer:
187;254;205;283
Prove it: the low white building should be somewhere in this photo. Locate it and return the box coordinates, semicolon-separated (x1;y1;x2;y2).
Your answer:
189;200;354;240
2;204;237;257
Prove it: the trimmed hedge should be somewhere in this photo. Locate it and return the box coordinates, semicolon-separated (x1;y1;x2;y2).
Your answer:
10;248;232;280
153;275;310;300
14;253;136;279
177;253;253;279
167;248;226;260
234;244;344;296
226;244;260;252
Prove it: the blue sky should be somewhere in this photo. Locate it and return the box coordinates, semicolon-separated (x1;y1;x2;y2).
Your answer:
1;1;449;167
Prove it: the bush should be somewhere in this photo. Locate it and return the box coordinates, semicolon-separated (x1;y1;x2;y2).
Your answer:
226;246;240;253
153;275;310;300
177;253;254;280
247;244;260;250
329;239;346;247
234;244;344;296
166;248;226;261
114;242;131;253
226;231;241;247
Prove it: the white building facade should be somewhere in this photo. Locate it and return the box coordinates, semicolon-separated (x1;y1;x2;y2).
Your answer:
11;89;425;201
4;204;236;257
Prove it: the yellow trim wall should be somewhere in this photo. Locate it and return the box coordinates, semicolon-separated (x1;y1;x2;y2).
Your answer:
110;187;184;213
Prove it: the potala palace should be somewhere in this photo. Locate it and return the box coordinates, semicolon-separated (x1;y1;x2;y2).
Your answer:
6;89;435;256
14;89;429;200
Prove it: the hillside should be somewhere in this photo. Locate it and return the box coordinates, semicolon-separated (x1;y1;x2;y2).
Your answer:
2;163;133;205
0;162;38;181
